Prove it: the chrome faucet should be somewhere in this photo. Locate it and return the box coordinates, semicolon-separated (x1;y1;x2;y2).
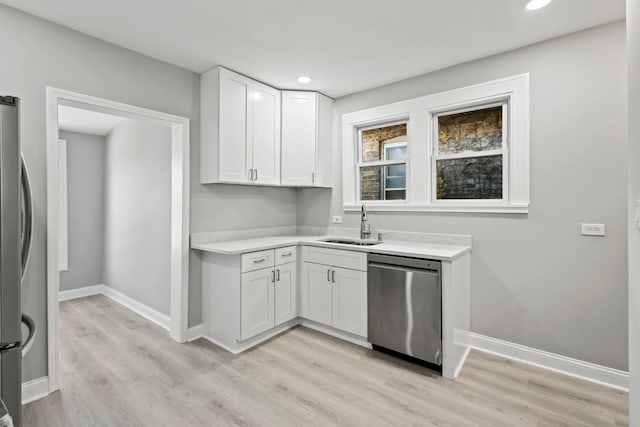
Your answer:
360;203;371;240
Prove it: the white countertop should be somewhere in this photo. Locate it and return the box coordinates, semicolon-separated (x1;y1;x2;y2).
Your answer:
191;235;471;261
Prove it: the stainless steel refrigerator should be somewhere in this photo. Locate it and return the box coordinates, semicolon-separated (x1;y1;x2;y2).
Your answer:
0;96;35;427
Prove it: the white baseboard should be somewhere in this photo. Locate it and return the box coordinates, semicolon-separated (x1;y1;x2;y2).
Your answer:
187;324;203;342
468;333;629;391
58;284;170;332
100;286;170;331
22;376;49;404
453;346;472;379
58;284;104;301
298;319;372;350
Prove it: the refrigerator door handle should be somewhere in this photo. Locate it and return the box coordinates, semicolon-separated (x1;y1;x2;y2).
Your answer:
20;154;33;281
20;313;35;358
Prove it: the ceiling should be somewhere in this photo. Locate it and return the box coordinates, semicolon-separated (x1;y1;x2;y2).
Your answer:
2;0;625;97
58;105;126;136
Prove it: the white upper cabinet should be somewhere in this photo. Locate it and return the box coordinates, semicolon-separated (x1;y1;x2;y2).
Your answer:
281;91;333;187
250;84;281;185
201;67;281;185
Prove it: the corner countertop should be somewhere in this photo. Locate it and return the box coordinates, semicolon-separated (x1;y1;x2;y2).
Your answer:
191;235;471;261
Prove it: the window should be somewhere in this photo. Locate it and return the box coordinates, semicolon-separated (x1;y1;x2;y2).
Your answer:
383;142;407;200
357;123;407;201
342;74;529;213
433;102;507;201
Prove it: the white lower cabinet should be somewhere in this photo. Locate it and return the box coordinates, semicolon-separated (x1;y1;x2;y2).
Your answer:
301;262;334;325
274;261;297;325
331;267;367;337
203;247;298;352
239;247;298;341
300;247;368;337
240;267;275;340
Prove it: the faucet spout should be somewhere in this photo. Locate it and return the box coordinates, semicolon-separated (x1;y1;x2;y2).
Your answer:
360;203;371;240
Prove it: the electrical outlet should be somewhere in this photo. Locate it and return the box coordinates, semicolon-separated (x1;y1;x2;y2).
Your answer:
581;223;605;236
332;215;343;224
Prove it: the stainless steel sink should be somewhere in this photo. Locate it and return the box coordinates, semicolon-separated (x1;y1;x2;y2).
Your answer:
321;238;381;246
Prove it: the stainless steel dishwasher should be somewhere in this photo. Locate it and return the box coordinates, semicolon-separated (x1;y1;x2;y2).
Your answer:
368;253;442;369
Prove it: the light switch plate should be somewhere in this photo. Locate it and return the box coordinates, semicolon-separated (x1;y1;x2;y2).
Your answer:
332;215;343;224
581;223;605;236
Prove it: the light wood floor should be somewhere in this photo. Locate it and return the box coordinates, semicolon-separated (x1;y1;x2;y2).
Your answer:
24;295;628;426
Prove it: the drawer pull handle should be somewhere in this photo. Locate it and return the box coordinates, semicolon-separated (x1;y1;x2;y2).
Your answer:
281;252;292;257
254;258;267;264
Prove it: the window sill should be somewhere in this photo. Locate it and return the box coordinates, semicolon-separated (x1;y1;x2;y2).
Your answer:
343;203;529;214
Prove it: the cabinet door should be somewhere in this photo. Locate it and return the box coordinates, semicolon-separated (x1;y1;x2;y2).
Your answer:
250;83;281;185
332;267;368;337
218;69;252;183
274;262;297;325
281;91;317;186
300;262;333;325
240;267;275;340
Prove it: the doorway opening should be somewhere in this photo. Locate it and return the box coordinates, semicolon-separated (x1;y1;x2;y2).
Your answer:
45;88;190;394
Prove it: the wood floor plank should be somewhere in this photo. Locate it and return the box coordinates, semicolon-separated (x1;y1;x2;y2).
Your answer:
24;295;629;426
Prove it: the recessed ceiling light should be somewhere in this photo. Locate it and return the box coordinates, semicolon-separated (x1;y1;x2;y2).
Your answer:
525;0;551;10
297;76;312;84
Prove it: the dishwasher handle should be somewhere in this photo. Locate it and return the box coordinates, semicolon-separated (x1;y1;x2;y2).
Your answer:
368;262;440;276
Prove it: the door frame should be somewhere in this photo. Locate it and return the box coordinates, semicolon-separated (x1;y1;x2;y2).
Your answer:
45;87;190;393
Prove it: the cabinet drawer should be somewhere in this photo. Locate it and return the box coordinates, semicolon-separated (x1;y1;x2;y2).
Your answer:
275;246;297;265
302;246;367;272
241;249;274;273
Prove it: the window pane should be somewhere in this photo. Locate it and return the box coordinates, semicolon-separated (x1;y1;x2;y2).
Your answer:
385;176;406;189
438;106;503;155
361;123;407;163
436;155;502;199
385;190;406;200
386;164;405;178
360;165;406;201
385;145;407;161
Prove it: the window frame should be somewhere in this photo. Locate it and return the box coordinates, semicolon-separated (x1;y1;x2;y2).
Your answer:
342;73;529;214
430;100;509;205
354;119;411;203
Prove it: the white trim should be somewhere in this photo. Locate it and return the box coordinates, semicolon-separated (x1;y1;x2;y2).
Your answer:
343;203;529;214
22;376;49;404
453;346;472;379
187;324;204;342
202;321;297;354
57;139;68;272
58;284;170;330
468;332;629;391
101;286;170;331
46;87;190;393
342;74;530;213
58;284;104;301
298;319;372;349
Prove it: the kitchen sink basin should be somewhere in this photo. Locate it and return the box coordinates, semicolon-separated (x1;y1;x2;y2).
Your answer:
320;238;381;246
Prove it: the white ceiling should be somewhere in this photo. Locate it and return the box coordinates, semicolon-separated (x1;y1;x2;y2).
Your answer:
58;105;126;136
2;0;626;97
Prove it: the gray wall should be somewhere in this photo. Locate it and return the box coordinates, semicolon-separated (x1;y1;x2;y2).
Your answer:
298;22;629;370
104;120;171;315
0;4;297;383
627;0;639;422
58;131;105;291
